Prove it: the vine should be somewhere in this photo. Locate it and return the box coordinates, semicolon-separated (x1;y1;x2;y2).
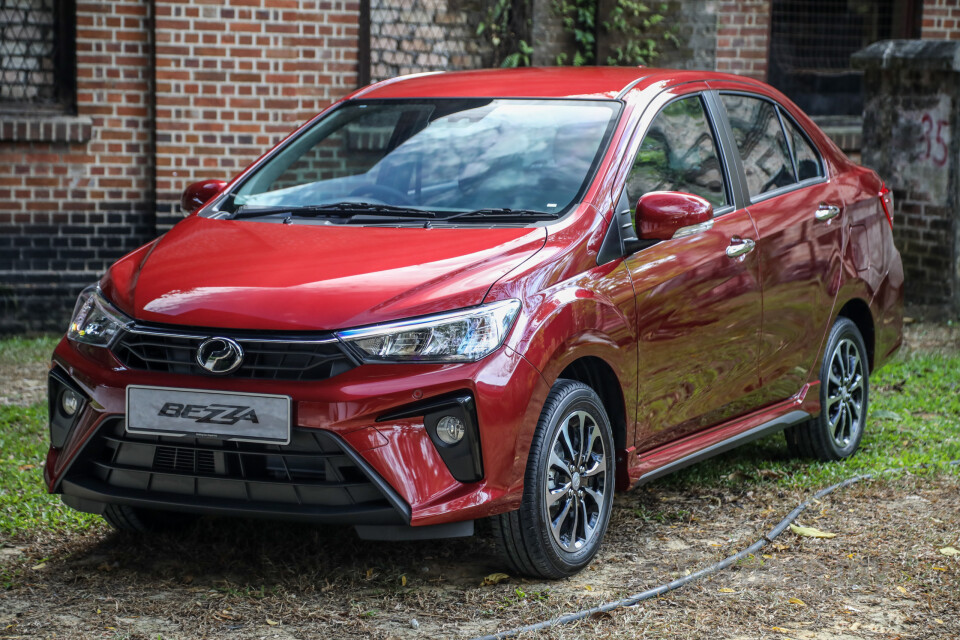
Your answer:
553;0;675;66
476;0;675;68
477;0;534;67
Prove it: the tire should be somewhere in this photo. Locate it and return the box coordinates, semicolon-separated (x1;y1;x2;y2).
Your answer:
102;504;198;534
786;317;869;461
492;379;616;578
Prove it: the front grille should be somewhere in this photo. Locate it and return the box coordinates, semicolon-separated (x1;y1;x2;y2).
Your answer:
112;327;355;381
65;420;404;522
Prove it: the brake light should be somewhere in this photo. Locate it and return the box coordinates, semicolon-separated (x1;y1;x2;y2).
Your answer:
879;185;894;229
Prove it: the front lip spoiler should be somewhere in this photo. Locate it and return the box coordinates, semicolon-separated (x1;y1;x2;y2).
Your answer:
60;477;406;526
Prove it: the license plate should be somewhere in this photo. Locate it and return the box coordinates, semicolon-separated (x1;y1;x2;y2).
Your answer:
126;385;291;444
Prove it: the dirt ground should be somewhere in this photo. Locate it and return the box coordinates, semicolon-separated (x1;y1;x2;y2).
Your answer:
1;322;959;639
1;474;957;639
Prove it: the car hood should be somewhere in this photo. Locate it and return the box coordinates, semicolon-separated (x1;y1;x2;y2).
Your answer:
102;216;546;331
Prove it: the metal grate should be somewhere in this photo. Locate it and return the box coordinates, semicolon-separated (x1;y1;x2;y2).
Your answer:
768;0;909;116
0;0;73;108
112;327;356;382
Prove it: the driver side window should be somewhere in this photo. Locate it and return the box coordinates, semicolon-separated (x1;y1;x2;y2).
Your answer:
626;95;728;211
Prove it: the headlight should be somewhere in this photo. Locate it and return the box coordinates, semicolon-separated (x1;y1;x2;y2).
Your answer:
337;299;521;363
67;285;131;347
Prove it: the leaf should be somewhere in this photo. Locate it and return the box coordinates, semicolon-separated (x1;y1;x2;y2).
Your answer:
584;584;593;591
266;618;280;626
939;547;959;556
401;575;407;587
17;464;34;471
790;524;836;538
873;410;901;421
365;568;374;579
718;588;735;593
788;597;806;606
481;572;510;586
896;586;908;595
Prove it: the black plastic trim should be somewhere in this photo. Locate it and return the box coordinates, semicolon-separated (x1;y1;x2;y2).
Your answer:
47;367;86;449
61;478;404;526
636;410;810;486
58;420;412;525
378;392;484;483
355;520;474;541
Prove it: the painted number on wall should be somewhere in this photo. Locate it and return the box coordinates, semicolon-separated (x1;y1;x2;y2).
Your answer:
920;112;949;167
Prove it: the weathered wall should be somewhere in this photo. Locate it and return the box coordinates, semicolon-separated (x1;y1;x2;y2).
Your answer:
369;0;491;81
854;40;960;311
656;0;719;70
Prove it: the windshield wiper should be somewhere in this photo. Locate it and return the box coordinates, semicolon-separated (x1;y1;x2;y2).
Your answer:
230;202;436;220
441;207;562;222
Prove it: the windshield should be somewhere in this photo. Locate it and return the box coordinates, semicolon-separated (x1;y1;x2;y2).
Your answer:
221;98;622;221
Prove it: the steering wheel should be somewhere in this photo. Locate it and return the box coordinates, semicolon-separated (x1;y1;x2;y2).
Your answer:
348;184;415;206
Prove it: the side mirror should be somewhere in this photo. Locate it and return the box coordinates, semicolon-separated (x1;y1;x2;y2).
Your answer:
636;191;713;240
180;179;228;216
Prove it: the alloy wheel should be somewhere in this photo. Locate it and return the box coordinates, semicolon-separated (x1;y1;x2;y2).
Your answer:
825;337;865;449
544;409;608;552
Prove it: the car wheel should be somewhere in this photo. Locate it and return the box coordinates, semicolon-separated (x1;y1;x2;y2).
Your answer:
492;379;615;578
103;504;198;534
786;317;869;461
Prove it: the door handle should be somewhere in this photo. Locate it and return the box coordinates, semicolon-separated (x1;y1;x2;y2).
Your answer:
815;204;841;221
725;237;755;258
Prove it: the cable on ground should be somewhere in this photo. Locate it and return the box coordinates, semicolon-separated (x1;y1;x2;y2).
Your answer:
471;460;960;640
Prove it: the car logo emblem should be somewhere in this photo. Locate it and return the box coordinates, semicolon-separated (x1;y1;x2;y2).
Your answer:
196;337;244;374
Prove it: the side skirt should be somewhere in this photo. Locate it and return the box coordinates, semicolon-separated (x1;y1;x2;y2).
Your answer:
627;383;820;488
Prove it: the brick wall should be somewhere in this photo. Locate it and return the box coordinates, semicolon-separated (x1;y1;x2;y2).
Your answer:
715;0;770;80
921;0;960;39
1;1;361;334
154;0;361;230
0;1;155;334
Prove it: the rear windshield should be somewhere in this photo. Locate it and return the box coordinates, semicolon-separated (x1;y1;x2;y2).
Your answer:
222;98;621;220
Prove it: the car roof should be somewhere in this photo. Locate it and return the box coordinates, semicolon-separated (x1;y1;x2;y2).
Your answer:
353;67;766;100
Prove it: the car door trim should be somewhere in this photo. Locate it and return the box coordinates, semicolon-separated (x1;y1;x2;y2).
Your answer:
636;409;810;485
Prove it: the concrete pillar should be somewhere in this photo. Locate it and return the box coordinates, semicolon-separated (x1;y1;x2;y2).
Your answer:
853;40;960;314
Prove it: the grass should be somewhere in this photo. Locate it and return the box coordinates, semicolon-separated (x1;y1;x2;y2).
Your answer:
0;334;60;363
660;351;960;490
0;335;101;540
0;335;957;540
0;404;102;539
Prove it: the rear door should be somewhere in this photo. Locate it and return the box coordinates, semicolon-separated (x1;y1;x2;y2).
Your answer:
712;91;844;406
621;87;764;451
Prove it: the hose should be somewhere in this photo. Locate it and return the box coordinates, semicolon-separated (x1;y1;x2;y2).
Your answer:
471;460;960;640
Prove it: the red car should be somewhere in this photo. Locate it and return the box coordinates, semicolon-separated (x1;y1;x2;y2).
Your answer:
47;67;903;578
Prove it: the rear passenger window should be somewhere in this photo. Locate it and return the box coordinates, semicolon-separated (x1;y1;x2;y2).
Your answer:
626;95;728;210
782;115;823;181
720;94;795;198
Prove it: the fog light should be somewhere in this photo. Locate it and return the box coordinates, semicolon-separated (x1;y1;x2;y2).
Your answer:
60;389;81;416
436;415;465;445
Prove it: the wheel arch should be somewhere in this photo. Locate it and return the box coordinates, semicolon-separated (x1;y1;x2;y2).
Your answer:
557;356;628;453
836;298;875;371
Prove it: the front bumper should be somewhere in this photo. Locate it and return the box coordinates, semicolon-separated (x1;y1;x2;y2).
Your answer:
45;334;550;529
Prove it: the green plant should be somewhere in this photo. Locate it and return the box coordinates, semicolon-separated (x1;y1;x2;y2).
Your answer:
478;0;533;67
553;0;675;66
